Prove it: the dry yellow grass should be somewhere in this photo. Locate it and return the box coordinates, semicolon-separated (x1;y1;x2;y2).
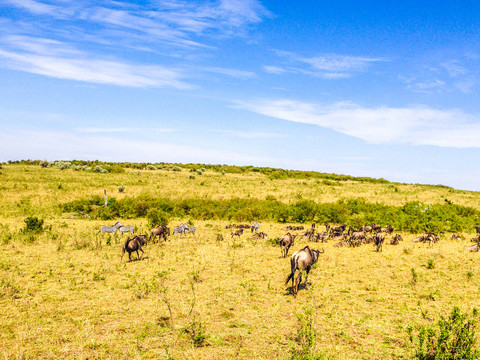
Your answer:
0;164;479;359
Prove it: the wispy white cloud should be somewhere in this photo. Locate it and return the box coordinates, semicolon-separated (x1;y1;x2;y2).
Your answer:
0;36;191;88
267;50;386;78
202;67;255;78
263;65;287;74
214;129;284;138
236;99;480;148
0;48;191;88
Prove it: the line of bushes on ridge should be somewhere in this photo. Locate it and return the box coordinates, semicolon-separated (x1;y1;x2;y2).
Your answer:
61;195;479;234
4;160;398;184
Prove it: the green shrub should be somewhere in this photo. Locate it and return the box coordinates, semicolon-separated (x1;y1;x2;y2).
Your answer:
23;216;44;233
146;208;169;228
118;185;125;193
407;307;479;360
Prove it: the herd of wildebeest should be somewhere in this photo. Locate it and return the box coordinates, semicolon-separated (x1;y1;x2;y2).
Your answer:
103;220;480;297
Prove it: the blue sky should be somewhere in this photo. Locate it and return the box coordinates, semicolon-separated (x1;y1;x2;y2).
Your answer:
1;1;480;191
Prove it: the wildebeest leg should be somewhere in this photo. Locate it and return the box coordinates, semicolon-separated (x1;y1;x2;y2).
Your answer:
304;268;311;288
139;248;144;259
128;252;132;262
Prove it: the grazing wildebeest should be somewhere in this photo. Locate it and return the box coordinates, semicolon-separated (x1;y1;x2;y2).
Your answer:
330;224;347;235
380;225;394;234
475;226;480;234
389;234;403;245
120;235;148;262
252;231;267;239
451;234;462;240
312;231;329;243
298;228;315;241
467;244;479;252
374;233;385;252
331;234;347;243
119;225;134;235
231;229;243;239
251;221;259;233
279;233;297;258
285;246;324;297
349;231;366;245
359;225;373;233
101;221;123;234
363;236;375;244
150;225;170;243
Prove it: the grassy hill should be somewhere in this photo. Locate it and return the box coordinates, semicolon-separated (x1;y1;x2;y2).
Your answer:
0;161;479;359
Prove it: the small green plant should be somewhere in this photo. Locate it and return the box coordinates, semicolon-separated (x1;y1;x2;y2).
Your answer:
118;185;125;193
189;174;196;179
407;307;479;360
289;307;326;360
23;216;44;233
411;268;419;285
184;316;208;347
426;259;435;269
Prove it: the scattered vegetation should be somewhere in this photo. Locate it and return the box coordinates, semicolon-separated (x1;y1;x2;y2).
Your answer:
407;307;479;360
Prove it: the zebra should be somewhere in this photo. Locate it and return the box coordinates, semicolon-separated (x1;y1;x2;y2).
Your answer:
251;221;259;233
184;226;196;237
173;224;188;237
119;225;134;235
101;221;123;234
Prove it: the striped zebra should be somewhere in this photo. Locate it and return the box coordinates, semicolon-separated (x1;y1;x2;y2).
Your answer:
101;221;123;234
184;226;196;237
173;224;188;237
119;225;134;235
251;221;259;233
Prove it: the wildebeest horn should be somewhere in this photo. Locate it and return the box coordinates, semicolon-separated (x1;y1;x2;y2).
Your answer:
319;248;325;254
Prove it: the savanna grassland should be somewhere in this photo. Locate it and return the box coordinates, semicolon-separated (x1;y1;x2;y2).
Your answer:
1;162;480;359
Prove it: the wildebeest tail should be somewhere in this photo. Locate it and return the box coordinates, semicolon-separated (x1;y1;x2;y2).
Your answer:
285;256;298;284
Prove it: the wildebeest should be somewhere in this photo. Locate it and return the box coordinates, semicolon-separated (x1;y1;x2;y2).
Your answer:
359;225;373;233
298;228;315;241
467;244;479;252
312;231;329;243
120;235;148;262
150;225;170;243
371;223;381;232
252;231;268;239
231;229;243;239
379;225;394;234
389;234;403;245
119;225;134;235
451;234;463;240
349;231;366;246
374;233;385;252
329;224;347;235
279;233;297;258
285;246;324;297
475;226;480;234
412;233;438;247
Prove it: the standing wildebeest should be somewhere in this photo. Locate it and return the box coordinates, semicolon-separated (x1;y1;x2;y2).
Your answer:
349;231;366;246
279;233;297;258
475;227;480;234
298;228;315;241
451;234;463;240
231;229;243;239
359;225;373;233
285;246;324;297
119;225;134;235
101;221;123;234
329;224;347;235
120;235;148;262
150;225;170;243
251;221;259;233
374;233;385;252
371;223;381;232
